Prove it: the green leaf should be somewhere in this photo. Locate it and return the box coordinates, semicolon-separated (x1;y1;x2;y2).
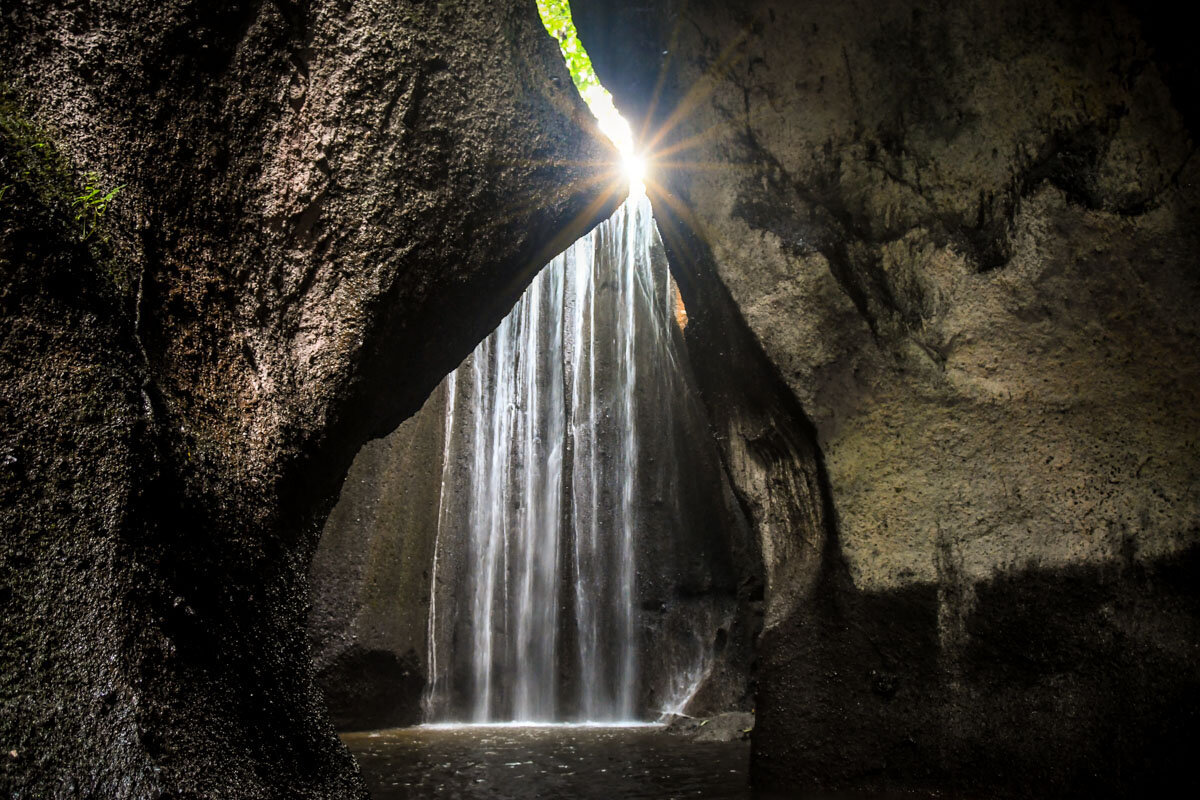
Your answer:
535;0;617;113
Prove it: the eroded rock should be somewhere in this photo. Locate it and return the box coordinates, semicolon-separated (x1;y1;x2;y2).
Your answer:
575;0;1200;795
1;1;619;795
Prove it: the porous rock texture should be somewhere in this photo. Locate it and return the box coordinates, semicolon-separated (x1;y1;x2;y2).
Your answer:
307;383;449;732
574;0;1200;796
1;1;618;796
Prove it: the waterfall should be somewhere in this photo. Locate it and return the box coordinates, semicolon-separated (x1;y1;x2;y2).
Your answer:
425;193;703;723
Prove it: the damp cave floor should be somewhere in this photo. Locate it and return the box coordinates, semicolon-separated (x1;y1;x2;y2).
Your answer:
342;724;751;799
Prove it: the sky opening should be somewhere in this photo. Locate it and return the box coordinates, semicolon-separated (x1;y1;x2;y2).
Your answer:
536;1;645;191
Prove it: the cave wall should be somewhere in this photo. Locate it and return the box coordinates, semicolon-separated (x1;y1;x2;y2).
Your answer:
626;239;762;717
307;382;448;732
1;1;619;796
574;0;1200;795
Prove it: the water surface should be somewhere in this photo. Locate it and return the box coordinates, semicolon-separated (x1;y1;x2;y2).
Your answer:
343;724;750;800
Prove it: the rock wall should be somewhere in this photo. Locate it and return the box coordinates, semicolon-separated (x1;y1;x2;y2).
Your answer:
1;1;619;796
307;383;448;732
574;0;1200;795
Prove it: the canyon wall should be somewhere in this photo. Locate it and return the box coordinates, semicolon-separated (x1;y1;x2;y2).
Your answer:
574;0;1200;795
1;1;618;796
307;384;448;732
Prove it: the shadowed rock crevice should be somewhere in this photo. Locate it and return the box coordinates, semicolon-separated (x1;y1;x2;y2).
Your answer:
307;382;449;732
642;185;836;637
315;646;426;732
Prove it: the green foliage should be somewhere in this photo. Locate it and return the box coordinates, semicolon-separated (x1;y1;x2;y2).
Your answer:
72;173;124;241
1;87;123;246
536;0;603;99
1;85;131;296
1;93;71;217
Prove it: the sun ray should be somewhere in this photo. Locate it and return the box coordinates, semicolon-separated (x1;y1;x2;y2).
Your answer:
526;1;777;270
641;26;752;155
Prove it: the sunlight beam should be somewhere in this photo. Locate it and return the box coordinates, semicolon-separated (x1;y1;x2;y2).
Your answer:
537;0;647;193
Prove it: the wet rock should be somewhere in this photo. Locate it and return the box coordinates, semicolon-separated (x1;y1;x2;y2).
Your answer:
314;645;425;733
575;0;1200;796
693;712;755;743
307;383;449;731
662;712;754;742
1;1;619;796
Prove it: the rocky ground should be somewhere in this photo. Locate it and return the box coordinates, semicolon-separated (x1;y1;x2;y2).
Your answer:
662;712;755;743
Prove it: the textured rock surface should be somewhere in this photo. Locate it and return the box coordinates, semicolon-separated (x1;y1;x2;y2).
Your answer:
307;383;449;732
575;0;1200;795
663;711;754;743
1;1;618;796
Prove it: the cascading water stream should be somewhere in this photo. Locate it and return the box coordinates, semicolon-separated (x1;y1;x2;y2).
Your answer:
423;189;714;724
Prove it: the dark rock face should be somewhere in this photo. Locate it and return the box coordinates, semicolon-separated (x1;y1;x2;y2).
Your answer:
2;1;618;796
574;0;1200;795
308;383;449;732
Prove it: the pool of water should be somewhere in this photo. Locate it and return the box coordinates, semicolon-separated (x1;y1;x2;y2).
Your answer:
342;724;751;799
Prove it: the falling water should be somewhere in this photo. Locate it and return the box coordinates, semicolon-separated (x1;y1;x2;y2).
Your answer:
424;192;704;723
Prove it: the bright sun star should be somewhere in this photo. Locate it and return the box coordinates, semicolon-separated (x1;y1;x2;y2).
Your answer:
589;95;647;194
622;152;647;194
537;0;649;195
